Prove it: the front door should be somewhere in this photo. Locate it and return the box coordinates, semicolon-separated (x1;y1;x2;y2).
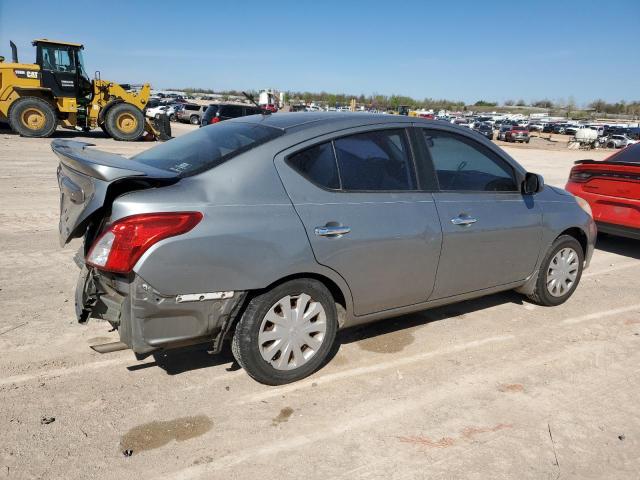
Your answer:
419;128;543;299
36;44;79;98
276;127;442;316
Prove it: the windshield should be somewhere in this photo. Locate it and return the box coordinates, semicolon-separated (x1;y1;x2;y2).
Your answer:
76;49;90;80
133;122;283;176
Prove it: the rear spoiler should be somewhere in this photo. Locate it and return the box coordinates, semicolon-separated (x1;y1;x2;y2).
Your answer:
574;159;640;168
51;139;175;181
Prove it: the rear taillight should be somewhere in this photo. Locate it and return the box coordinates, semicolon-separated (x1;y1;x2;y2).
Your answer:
210;116;220;124
86;212;203;273
569;169;593;182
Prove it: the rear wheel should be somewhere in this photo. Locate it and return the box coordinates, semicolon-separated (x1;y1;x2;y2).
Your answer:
232;279;338;385
105;103;145;141
8;97;57;138
190;115;199;125
527;235;584;306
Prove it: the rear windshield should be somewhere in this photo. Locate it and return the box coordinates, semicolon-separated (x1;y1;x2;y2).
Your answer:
609;143;640;164
133;122;283;176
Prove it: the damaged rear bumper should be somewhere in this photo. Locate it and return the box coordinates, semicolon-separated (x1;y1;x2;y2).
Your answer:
76;265;245;355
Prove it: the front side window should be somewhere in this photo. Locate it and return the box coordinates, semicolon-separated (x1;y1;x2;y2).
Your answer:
334;129;416;191
423;130;518;192
222;105;244;118
41;47;75;72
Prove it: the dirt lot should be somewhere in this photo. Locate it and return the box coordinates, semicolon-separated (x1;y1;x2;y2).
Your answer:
1;122;639;480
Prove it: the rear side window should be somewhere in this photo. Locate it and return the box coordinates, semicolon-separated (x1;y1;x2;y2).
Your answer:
334;129;416;191
221;105;244;118
184;104;200;111
423;130;517;192
288;142;340;189
133;122;283;177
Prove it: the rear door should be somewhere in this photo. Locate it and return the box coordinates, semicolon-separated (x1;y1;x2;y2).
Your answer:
418;128;543;299
275;126;442;316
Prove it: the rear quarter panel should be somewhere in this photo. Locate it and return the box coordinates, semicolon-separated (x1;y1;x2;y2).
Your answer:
108;143;352;307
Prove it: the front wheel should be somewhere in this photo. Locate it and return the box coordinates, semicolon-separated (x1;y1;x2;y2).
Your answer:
105;103;145;141
232;279;338;385
527;235;584;306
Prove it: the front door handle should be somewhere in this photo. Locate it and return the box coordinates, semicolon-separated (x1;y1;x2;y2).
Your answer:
451;215;477;226
314;225;351;237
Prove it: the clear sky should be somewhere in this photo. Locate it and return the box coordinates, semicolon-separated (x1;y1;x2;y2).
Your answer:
1;0;638;105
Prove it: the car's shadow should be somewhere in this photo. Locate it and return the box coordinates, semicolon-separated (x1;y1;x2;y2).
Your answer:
127;344;240;375
323;290;524;365
595;234;640;259
137;290;525;378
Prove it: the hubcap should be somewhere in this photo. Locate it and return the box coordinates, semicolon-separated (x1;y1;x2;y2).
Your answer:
21;108;45;130
258;293;327;371
116;112;138;133
546;247;579;297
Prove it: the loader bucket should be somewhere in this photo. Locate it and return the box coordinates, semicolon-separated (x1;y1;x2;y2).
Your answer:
144;114;172;141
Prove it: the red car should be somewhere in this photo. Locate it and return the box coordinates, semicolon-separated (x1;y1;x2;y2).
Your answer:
566;143;640;239
504;126;530;143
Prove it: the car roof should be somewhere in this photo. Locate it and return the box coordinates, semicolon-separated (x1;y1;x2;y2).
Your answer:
236;112;417;132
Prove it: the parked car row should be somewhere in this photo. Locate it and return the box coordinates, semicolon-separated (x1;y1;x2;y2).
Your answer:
145;98;269;126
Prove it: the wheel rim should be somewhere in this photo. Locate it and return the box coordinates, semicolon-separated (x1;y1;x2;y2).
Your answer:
546;247;579;297
258;293;327;371
116;112;138;133
21;108;46;130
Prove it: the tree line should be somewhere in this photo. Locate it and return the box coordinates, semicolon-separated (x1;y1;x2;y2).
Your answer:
176;87;639;116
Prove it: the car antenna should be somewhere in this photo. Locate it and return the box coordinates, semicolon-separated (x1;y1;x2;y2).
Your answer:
242;91;270;115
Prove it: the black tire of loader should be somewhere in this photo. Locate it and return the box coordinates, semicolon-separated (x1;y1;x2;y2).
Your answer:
105;103;145;141
8;97;57;138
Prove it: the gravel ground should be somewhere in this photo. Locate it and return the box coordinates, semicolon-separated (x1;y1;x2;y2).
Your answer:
0;121;638;480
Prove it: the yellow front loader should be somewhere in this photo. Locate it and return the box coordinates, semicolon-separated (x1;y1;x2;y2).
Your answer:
0;39;169;141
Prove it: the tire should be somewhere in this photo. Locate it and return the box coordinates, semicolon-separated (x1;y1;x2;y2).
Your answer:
98;123;111;137
232;279;338;385
527;235;584;306
104;103;145;141
8;97;57;138
169;113;176;122
190;115;199;125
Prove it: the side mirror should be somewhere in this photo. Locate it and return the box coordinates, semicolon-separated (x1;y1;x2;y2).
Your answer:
523;172;544;194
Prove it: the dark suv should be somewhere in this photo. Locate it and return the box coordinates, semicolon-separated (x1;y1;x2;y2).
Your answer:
200;104;264;126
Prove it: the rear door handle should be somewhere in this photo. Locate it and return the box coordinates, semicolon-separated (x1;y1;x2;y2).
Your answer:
451;215;477;226
314;226;351;237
